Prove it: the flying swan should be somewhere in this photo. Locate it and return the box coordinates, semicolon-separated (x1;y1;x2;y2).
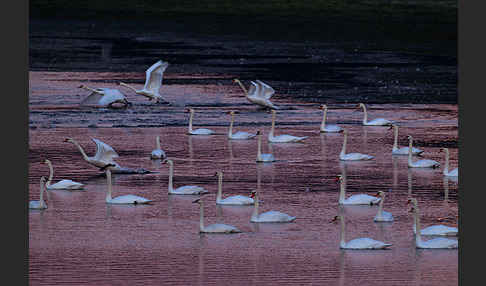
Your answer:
164;159;209;195
331;215;392;249
233;79;279;110
29;176;48;210
193;198;241;233
358;103;393;126
43;159;85;190
79;85;130;108
268;110;308;143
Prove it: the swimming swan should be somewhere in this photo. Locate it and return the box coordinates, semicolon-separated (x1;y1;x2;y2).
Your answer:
358;103;393;126
164;159;209;195
150;136;167;160
319;104;343;133
29;176;48;210
44;159;84;190
119;60;169;103
256;131;276;163
407;136;440;168
336;175;381;205
215;171;254;205
227;111;256;140
440;148;458;177
103;164;152;204
193;198;241;233
408;198;458;236
187;108;215;135
390;124;424;155
249;191;296;223
268;110;308;143
373;191;394;222
233;79;279;110
79;85;131;108
331;215;392;249
339;129;374;161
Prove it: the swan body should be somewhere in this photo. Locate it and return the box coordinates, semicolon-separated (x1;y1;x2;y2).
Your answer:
373;191;394;222
104;165;152;204
119;60;169;103
407;136;440;168
337;175;381;205
408;198;458;249
216;171;254;205
339;129;374;161
29;177;48;210
391;124;424;155
193;199;241;233
256;131;276;163
227;111;256;140
165;159;209;195
234;79;279;110
441;148;458;177
187;108;215;135
43;159;84;190
333;215;392;249
150;136;167;159
268;110;308;143
319;105;343;133
250;191;296;222
358;103;393;126
79;85;130;108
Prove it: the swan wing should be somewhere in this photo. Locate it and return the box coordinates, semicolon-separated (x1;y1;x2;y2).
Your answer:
256;210;295;222
230;131;256;140
421;225;458;236
47;179;84;190
172;185;209;195
257;153;276;162
80;90;105;106
270;134;307;143
418;237;457;249
29;200;46;210
365;118;393;126
190;128;214;135
218;195;254;205
109;194;152;204
340;153;374;161
92;138;119;162
203;223;241;233
344;194;381;205
447;168;458;177
144;60;169;94
255;80;275;99
248;81;260;97
151;149;166;159
344;238;391;249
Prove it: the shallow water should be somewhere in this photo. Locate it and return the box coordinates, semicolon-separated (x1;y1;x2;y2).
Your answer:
28;72;458;285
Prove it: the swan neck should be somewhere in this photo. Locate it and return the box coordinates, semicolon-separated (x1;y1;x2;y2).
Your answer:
361;105;368;124
257;134;262;158
443;149;450;174
414;205;422;245
106;169;113;202
377;194;384;216
340;132;347;156
46;161;54;186
393;126;398;150
216;173;223;201
408;138;413;165
270;112;276;136
251;193;259;220
120;82;138;93
228;113;234;136
168;161;174;193
71;139;89;161
156;136;161;150
340;216;346;248
39;179;45;206
199;201;205;232
236;80;248;94
188;111;194;132
320;108;327;130
339;177;346;203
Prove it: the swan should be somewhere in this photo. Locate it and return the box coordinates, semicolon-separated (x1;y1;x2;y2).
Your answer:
390;124;424;155
407;198;458;236
256;131;276;163
233;79;279;110
268;110;308;143
43;159;84;190
358;103;393;126
331;215;392;249
29;176;48;210
215;171;254;205
103;164;152;204
336;175;381;205
373;191;394;222
408;198;458;249
319;104;343;133
407;136;440;168
187;108;215;135
440;148;458;177
78;85;130;108
192;198;241;233
119;60;169;103
227;111;256;140
249;191;296;223
339;129;374;161
150;136;167;160
164;159;209;195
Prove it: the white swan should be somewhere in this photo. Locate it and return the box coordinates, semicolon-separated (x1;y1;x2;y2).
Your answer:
103;164;152;204
336;175;381;205
408;198;458;236
408;198;458;249
187;108;215;135
358;103;393;126
150;136;167;160
268;110;308;143
79;85;130;108
119;60;169;103
339;129;374;161
249;191;296;222
227;111;256;140
319;104;343;133
215;171;254;205
373;191;394;222
390;124;424;155
256;131;276;163
441;148;458;177
44;159;84;190
233;79;279;110
407;136;440;168
331;215;392;249
29;176;48;210
193;198;241;233
164;159;209;195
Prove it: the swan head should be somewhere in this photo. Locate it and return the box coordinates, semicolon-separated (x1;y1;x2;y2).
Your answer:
249;190;257;198
232;79;240;84
388;124;397;130
334;175;343;182
185;108;194;113
375;191;385;198
192;198;201;204
42;159;51;165
214;171;222;177
330;215;340;223
318;104;327;110
227;110;237;115
40;176;47;184
342;128;347;134
256;130;261;135
63;138;74;143
407;197;418;207
162;159;172;165
358;103;365;108
440;147;448;153
100;163;116;171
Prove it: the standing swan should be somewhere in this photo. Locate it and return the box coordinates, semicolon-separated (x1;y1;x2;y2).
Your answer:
29;177;48;210
150;136;167;160
331;215;392;249
390;124;424;155
103;164;152;204
407;198;458;236
358;103;393;126
268;110;308;143
119;60;170;103
215;171;254;205
408;198;458;248
43;159;84;190
407;136;440;168
187;108;215;135
192;198;241;233
319;105;343;133
373;191;394;222
256;131;276;163
233;79;279;110
249;191;296;222
164;159;209;195
227;111;256;140
336;175;381;205
339;129;374;161
79;85;131;108
440;148;458;177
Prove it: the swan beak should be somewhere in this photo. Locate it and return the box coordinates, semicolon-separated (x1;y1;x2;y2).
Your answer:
250;192;256;198
63;138;70;142
330;216;338;223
